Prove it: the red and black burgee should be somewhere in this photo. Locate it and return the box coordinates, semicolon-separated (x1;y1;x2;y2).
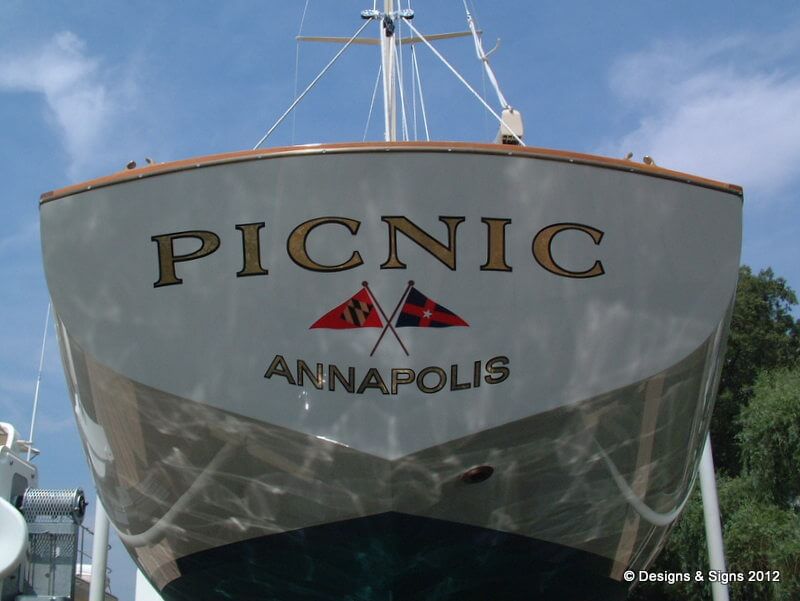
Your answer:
310;288;383;329
395;287;468;328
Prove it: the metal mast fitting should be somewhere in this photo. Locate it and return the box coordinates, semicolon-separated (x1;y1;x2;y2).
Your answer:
496;108;524;146
462;1;524;145
364;1;414;142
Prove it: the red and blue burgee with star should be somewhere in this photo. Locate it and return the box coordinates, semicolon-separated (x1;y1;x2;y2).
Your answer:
395;287;468;328
310;288;383;329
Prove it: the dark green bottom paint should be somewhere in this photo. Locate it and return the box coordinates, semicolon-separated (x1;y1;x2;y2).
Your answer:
160;512;629;601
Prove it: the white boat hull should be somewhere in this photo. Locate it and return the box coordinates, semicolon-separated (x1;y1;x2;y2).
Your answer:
40;143;742;599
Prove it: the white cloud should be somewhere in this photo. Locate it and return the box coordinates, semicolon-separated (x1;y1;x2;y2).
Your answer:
603;31;800;198
0;32;135;179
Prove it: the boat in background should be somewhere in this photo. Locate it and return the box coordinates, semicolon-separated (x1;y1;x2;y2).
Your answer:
39;3;742;599
0;422;118;601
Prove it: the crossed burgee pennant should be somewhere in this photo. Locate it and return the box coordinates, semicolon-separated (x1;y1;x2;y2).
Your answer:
309;281;468;356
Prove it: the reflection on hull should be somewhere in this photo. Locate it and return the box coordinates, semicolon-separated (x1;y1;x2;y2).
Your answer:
60;317;728;598
40;145;743;597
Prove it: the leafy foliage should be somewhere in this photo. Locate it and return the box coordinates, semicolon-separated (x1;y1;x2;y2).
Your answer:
724;496;800;601
739;369;800;506
711;267;800;475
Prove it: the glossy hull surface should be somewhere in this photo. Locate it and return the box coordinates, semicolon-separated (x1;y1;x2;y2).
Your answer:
40;144;742;599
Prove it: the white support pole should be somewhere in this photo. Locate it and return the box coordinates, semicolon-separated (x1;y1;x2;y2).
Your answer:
89;496;110;601
699;433;730;601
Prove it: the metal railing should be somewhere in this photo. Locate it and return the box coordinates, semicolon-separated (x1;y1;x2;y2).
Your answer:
76;523;114;595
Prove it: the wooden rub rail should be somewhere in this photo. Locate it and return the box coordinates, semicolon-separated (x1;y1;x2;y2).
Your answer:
40;141;744;203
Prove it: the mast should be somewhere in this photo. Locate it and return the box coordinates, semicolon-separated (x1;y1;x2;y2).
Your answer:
274;5;495;146
380;0;397;142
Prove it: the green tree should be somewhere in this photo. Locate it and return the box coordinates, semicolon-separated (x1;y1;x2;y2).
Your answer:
738;368;800;506
723;494;800;601
711;267;799;476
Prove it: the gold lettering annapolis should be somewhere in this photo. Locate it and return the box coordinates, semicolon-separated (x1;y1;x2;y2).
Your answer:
152;230;221;288
329;365;355;393
480;218;512;272
356;368;390;395
381;216;465;270
391;368;416;394
236;222;269;277
416;366;447;394
287;217;364;272
450;364;472;391
263;355;510;396
297;360;324;390
484;356;510;384
264;355;296;385
532;223;605;278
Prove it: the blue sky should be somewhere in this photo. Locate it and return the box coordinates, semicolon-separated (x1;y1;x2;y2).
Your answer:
2;1;800;599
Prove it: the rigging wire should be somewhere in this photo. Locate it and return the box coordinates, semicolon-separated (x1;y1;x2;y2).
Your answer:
403;18;524;146
291;0;312;145
461;0;510;110
364;63;383;141
27;301;51;460
406;0;426;140
474;0;489;141
396;4;410;141
480;56;489;140
411;46;430;140
408;0;417;140
399;74;409;141
411;42;418;140
253;18;373;149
